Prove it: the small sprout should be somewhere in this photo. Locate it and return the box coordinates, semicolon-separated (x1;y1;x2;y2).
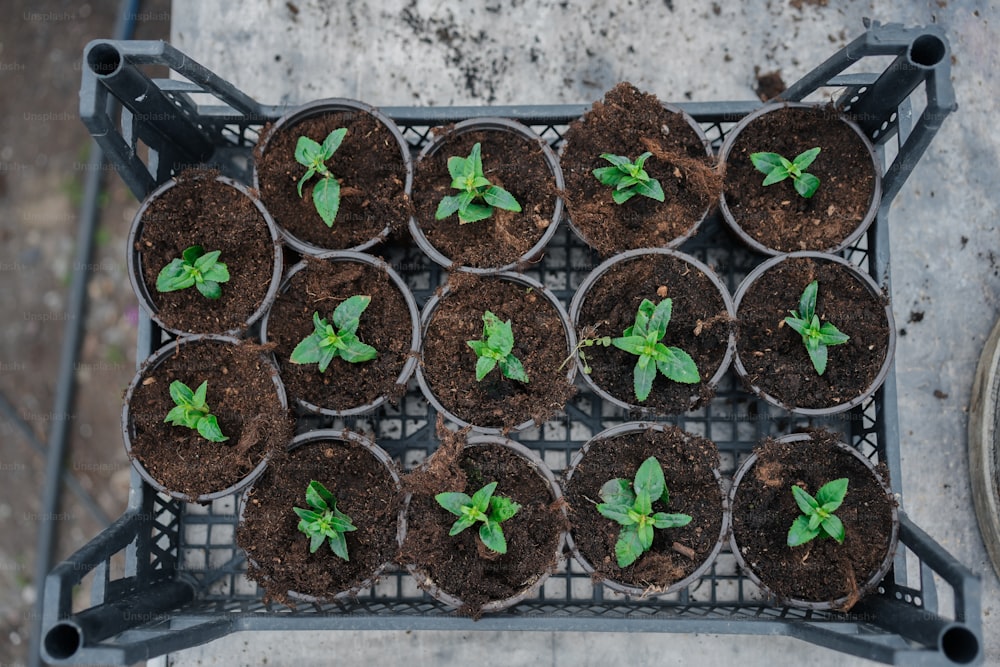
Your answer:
295;129;347;226
787;478;848;547
750;147;821;198
435;481;521;555
596;456;692;568
783;280;850;376
156;245;230;300
612;298;700;402
293;480;357;560
435;142;522;224
290;295;378;373
592;152;666;205
559;334;612;374
163;380;227;442
467;311;529;383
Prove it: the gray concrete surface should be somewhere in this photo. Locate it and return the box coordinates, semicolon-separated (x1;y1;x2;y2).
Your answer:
163;1;999;665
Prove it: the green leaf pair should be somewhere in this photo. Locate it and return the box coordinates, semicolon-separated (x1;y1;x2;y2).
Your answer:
592;152;666;205
749;147;821;198
467;311;529;383
435;142;522;224
155;245;230;300
612;298;700;402
787;478;849;547
436;481;521;555
783;280;850;376
290;295;378;373
295;128;347;226
163;380;227;442
293;480;357;560
596;456;693;568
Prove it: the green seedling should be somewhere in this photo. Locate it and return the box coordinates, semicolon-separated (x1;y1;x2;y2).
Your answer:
295;128;347;226
435;142;522;224
156;245;230;299
435;481;521;555
596;456;692;568
749;147;821;198
290;295;378;373
467;311;529;383
783;280;850;376
163;380;227;442
612;298;700;402
559;334;612;374
592;152;665;204
787;478;849;547
293;480;357;560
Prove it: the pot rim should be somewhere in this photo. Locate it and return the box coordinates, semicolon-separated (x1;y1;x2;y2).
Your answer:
408;117;565;274
717;101;883;256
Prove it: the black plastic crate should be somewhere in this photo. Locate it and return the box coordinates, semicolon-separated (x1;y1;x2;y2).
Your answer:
41;20;981;666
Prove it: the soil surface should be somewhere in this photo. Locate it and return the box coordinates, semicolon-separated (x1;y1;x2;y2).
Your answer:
126;338;292;499
730;431;896;608
560;82;720;255
266;257;414;412
563;426;723;591
401;428;566;617
722;105;877;252
238;437;402;605
736;256;890;410
575;253;732;414
254;109;410;250
412;127;558;269
420;274;575;430
136;170;277;334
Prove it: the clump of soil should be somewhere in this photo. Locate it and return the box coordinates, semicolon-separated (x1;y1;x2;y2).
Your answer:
736;255;890;409
238;437;402;605
412;127;559;269
559;82;720;255
265;257;415;412
126;338;293;500
135;170;278;334
564;425;724;592
254;109;411;250
575;252;733;414
722;105;878;252
730;431;897;609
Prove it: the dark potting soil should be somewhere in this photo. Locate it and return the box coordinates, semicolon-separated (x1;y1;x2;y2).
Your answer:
412;128;558;269
266;258;414;412
254;110;410;250
127;338;292;499
560;82;720;255
737;256;890;409
722;105;877;252
137;172;276;334
237;438;402;605
563;426;723;590
730;432;896;608
575;253;732;414
401;429;565;616
420;274;576;430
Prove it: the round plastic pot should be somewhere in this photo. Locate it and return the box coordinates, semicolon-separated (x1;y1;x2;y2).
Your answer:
252;98;413;256
732;251;895;416
259;250;421;417
238;429;406;603
564;422;728;597
568;248;735;415
717;101;882;256
415;271;577;434
408;117;564;274
121;334;288;503
126;174;283;337
728;432;900;611
405;435;566;613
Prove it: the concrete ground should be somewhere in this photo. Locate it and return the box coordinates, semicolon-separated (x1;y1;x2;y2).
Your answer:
163;0;996;664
